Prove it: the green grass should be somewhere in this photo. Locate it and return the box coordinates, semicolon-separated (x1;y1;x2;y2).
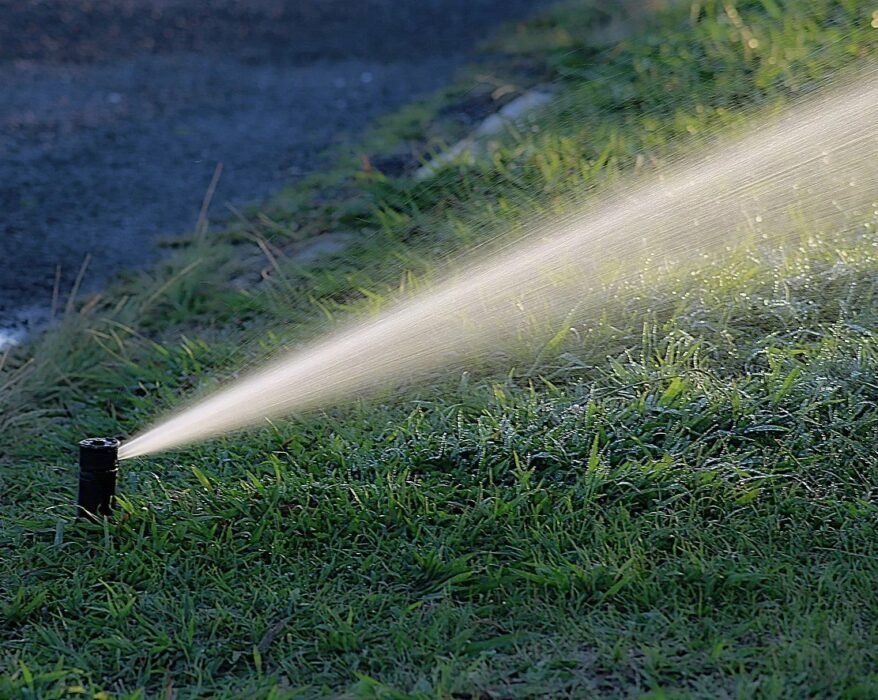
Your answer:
2;1;878;697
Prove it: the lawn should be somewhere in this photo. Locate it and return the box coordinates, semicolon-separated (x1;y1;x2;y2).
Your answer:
2;1;878;697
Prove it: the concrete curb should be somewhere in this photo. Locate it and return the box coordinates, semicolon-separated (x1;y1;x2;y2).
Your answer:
414;87;556;180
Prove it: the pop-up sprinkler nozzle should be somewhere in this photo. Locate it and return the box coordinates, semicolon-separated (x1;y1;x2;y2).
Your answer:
78;437;120;519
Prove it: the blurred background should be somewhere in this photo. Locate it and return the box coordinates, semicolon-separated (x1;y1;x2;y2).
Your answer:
0;0;553;340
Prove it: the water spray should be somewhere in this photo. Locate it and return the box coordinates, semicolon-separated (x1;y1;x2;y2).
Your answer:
77;437;120;519
116;71;878;461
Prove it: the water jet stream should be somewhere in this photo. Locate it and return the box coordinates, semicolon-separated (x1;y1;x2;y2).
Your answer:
121;74;878;459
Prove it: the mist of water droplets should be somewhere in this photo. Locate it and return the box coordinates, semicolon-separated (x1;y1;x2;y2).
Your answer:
120;73;878;459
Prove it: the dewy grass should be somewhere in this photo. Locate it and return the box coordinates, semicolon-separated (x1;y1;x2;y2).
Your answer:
2;1;878;698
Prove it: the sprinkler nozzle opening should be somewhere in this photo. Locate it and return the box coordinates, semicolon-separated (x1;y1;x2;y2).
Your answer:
78;437;120;520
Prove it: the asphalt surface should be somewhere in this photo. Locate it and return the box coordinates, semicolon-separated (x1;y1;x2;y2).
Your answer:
0;0;551;343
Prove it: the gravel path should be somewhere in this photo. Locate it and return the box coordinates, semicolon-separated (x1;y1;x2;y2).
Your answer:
0;0;551;344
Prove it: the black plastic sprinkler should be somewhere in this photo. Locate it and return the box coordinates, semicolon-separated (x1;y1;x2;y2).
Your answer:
78;437;120;519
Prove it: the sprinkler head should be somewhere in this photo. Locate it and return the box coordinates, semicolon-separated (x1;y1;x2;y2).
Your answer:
77;437;120;520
